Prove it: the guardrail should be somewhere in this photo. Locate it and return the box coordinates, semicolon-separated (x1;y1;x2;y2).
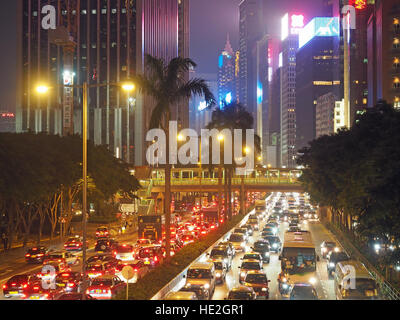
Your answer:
150;194;272;300
325;222;400;300
147;178;300;187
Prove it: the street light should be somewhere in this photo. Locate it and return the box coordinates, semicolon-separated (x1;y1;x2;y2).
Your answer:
122;83;136;163
35;80;133;300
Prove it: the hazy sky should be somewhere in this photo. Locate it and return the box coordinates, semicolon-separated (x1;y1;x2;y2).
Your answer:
190;0;324;75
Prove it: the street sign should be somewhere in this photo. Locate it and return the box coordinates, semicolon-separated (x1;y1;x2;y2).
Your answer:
121;266;135;281
120;204;135;213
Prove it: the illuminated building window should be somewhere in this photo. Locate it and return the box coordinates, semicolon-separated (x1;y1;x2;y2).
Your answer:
394;58;400;68
313;81;333;85
394;38;400;49
363;98;367;105
394;78;400;88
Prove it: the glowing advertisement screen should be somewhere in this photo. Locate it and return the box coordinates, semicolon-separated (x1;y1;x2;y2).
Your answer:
281;13;289;41
299;17;340;49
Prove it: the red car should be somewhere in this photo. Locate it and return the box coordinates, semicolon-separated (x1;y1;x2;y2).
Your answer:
64;236;88;251
86;275;125;300
96;226;110;238
55;272;83;293
136;246;164;267
2;274;40;298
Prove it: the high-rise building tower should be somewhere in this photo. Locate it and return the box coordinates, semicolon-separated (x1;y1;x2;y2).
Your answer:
17;0;186;165
367;0;400;109
239;0;266;126
296;17;341;152
218;35;236;107
279;12;304;168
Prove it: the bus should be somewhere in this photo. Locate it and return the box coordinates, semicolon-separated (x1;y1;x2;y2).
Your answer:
280;231;318;285
334;260;379;300
255;200;266;215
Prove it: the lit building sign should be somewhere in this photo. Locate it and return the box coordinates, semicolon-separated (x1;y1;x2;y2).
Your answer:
279;52;283;68
225;92;232;104
1;113;15;118
198;101;208;111
268;67;273;82
257;85;263;104
353;0;366;10
299;17;340;49
281;13;289;41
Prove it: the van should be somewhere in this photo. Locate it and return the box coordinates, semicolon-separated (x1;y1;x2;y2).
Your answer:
184;262;216;299
334;260;379;300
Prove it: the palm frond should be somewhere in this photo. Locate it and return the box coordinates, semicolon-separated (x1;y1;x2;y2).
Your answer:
177;78;216;106
149;102;169;130
144;54;165;83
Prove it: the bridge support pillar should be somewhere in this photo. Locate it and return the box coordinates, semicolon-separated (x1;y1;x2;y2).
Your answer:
240;176;245;215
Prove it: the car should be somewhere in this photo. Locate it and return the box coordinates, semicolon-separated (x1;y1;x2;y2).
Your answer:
181;233;196;245
263;236;282;253
86;254;120;268
55;293;96;300
261;230;275;238
95;226;110;238
43;251;81;266
64;236;87;252
226;286;257;300
288;226;301;232
228;233;246;252
233;228;249;241
86;275;126;299
251;240;271;263
321;241;339;259
39;261;72;276
243;224;254;236
210;258;227;285
135;239;154;247
136;246;164;267
55;272;83;293
2;274;40;298
218;241;236;257
184;262;216;299
289;283;319;300
243;271;270;299
95;238;118;253
327;251;350;277
247;217;260;231
165;291;199;300
25;246;49;264
178;285;208;300
161;243;180;258
113;244;135;261
238;259;263;283
115;260;149;283
241;252;263;265
86;261;116;279
208;246;232;270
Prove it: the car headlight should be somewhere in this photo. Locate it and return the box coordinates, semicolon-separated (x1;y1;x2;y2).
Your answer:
273;243;278;248
334;247;340;252
265;252;270;257
283;277;287;283
241;243;245;248
216;273;221;278
321;247;327;252
203;283;210;289
309;277;317;285
262;288;267;292
224;258;228;263
241;272;246;277
282;283;288;289
273;228;277;233
329;262;335;268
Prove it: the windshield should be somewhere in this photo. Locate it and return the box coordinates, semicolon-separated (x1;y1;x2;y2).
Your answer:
91;279;113;287
139;249;155;258
343;279;378;298
241;262;261;270
254;242;268;250
228;291;254;300
9;275;28;284
291;286;317;299
265;237;278;243
214;262;223;270
88;265;102;271
331;252;349;262
187;268;212;279
210;249;226;257
243;254;260;260
229;234;244;242
282;248;316;266
245;273;268;284
234;229;246;234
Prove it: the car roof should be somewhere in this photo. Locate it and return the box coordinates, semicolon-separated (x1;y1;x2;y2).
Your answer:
241;259;261;263
190;262;214;269
231;285;254;292
93;275;117;280
246;270;267;276
166;291;196;300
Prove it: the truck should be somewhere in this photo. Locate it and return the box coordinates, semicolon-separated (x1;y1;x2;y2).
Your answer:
255;200;266;214
202;207;219;224
138;215;165;242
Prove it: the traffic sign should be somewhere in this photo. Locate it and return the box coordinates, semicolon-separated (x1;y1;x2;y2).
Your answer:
121;266;135;281
120;204;135;213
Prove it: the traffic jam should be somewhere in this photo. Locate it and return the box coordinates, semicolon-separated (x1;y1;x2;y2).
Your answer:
1;192;380;300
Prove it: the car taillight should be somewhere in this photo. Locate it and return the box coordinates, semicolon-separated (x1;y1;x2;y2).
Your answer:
154;256;158;262
2;284;7;289
23;284;28;289
11;283;16;286
113;251;117;255
33;286;40;291
67;283;75;287
86;290;90;294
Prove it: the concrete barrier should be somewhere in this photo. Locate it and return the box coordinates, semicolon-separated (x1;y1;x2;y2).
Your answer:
151;194;272;300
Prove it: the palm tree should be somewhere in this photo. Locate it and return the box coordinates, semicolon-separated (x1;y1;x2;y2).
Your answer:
206;102;261;220
134;54;216;258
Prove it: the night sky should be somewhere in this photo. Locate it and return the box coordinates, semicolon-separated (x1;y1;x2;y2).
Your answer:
0;0;325;112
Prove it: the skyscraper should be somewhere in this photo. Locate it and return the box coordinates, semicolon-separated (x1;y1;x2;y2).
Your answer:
280;12;304;168
238;0;266;125
367;0;400;109
296;17;341;152
218;35;236;107
16;0;187;165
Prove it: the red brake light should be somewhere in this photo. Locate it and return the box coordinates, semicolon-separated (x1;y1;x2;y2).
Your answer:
33;286;39;291
2;285;7;289
25;254;30;257
23;284;28;289
154;256;158;262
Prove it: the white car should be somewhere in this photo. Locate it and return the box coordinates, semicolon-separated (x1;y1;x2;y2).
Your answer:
113;244;135;261
44;251;81;266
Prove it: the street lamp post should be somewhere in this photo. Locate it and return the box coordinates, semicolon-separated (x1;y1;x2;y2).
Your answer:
36;81;134;300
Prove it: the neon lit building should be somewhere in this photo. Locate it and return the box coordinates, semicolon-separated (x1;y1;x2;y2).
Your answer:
296;17;341;152
280;13;304;168
218;35;237;108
